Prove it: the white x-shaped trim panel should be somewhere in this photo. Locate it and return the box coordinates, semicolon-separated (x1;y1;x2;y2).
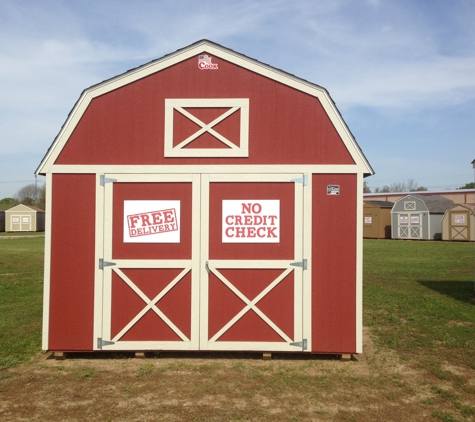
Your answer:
164;99;249;157
207;263;294;343
110;267;191;343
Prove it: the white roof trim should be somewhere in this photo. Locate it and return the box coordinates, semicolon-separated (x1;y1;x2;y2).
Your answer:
36;40;374;175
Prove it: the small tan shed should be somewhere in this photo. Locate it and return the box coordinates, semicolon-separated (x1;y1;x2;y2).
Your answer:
363;201;393;239
5;204;45;232
441;204;475;242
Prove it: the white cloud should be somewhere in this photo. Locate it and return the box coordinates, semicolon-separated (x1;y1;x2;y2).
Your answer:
0;0;474;198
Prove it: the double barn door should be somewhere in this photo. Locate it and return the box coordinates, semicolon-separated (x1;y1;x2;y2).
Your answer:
95;173;310;352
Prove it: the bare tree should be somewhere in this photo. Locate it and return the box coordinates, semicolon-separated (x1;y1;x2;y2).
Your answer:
363;180;371;193
406;178;418;191
389;182;407;192
375;185;390;193
14;183;45;209
373;179;428;193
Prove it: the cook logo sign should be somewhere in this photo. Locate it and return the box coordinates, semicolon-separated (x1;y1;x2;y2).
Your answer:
124;200;180;243
222;200;280;243
198;54;218;70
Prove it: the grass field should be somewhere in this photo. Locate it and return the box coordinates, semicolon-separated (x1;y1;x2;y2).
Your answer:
0;237;44;370
0;237;474;421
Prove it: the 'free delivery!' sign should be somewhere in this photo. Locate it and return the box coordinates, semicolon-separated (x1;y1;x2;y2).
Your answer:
124;200;180;243
222;200;280;243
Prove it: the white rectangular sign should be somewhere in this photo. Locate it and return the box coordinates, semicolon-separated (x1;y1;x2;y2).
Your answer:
124;200;180;243
222;200;280;243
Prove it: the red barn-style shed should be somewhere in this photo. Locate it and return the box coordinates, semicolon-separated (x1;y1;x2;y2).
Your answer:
36;40;373;356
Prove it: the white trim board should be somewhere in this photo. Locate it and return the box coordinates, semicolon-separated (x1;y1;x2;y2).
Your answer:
45;164;364;175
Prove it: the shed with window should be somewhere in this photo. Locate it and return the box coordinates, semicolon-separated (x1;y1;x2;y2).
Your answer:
5;204;45;232
36;40;373;357
391;195;454;240
441;204;475;242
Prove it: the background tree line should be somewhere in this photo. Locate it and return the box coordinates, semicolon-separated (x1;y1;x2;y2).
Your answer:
363;179;474;194
0;179;473;210
0;183;46;210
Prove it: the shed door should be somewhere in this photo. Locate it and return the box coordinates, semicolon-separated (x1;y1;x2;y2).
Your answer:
450;210;470;241
11;215;31;231
398;213;422;239
97;173;307;352
201;174;305;352
98;174;200;351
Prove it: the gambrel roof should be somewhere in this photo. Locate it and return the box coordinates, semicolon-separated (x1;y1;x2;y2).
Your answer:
36;39;374;175
392;195;455;214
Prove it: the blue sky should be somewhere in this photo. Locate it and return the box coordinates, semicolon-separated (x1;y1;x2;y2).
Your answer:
1;0;474;199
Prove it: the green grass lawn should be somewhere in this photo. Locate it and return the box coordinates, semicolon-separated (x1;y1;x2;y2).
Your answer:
1;238;473;369
0;232;45;237
0;237;474;420
0;237;44;370
364;240;475;368
364;240;475;421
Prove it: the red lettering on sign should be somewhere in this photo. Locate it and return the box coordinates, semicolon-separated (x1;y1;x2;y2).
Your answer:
223;200;280;243
127;208;178;238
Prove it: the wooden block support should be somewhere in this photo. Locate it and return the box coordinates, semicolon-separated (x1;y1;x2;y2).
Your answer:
340;353;352;362
135;352;146;359
54;352;66;360
263;352;272;360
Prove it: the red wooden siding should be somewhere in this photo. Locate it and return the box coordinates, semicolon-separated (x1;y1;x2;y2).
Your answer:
55;54;354;166
311;174;357;353
49;174;96;351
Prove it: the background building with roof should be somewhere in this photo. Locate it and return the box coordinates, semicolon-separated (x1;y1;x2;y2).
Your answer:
363;200;393;239
441;204;475;242
391;195;455;240
5;204;45;232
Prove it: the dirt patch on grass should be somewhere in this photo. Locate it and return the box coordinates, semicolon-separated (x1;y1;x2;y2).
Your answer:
0;328;473;421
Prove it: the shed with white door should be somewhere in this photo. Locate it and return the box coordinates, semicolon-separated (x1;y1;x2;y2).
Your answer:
5;204;45;232
391;195;455;240
36;40;373;356
363;200;393;239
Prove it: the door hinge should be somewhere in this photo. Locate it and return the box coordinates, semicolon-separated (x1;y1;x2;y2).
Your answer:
205;261;210;273
290;259;307;270
99;258;116;270
291;175;308;186
290;339;307;350
100;175;117;186
97;338;115;349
